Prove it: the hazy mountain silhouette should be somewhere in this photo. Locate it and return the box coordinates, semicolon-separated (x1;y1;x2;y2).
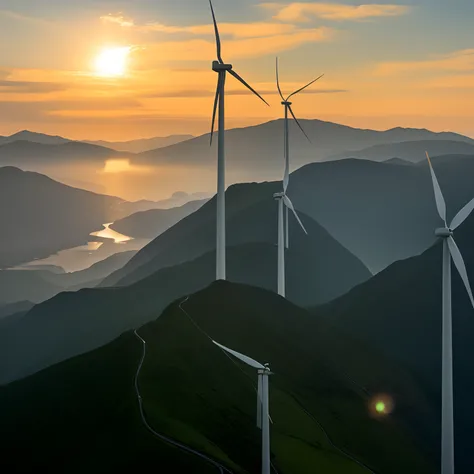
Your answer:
104;182;369;291
384;157;414;166
0;300;34;320
287;155;474;272
111;199;208;238
0;167;124;268
313;208;474;472
330;140;474;162
0;140;124;164
0;251;137;305
104;155;474;278
0;282;435;474
85;134;194;153
0;130;71;146
136;120;474;172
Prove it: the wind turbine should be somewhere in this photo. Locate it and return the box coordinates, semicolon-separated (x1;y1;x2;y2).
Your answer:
275;57;323;249
426;151;474;474
213;340;272;474
209;0;269;281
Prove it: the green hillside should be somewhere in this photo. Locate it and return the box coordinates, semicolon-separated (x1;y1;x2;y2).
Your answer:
0;282;436;473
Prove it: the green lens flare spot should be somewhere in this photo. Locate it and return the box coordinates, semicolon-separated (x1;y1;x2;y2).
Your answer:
376;401;386;413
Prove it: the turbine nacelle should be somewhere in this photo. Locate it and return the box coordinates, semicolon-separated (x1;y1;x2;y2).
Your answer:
273;192;285;200
212;61;232;72
281;101;292;106
436;227;453;238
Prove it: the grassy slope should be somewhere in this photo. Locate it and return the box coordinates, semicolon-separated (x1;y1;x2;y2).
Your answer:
0;331;217;474
1;282;436;473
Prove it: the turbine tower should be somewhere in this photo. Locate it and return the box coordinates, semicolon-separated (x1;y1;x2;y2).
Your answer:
276;57;323;249
209;0;269;281
273;191;307;297
426;152;474;474
213;340;272;474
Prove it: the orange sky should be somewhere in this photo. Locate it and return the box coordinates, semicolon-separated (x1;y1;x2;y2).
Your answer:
0;2;473;140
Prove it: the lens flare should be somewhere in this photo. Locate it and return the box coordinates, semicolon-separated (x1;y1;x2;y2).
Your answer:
369;394;394;418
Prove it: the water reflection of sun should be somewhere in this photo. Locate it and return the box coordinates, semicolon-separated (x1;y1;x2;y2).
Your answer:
103;159;133;173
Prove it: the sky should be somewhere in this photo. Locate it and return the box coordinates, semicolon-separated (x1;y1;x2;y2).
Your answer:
0;0;473;140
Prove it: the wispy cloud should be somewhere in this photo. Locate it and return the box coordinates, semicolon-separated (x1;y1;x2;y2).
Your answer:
0;80;66;94
100;13;135;28
141;27;333;62
261;2;411;22
101;14;298;38
375;49;474;75
141;88;347;98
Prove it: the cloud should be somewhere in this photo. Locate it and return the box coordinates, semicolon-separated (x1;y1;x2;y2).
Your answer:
375;49;474;75
142;88;347;98
261;2;410;22
100;13;135;28
102;14;299;39
143;22;298;39
0;80;67;94
143;27;333;62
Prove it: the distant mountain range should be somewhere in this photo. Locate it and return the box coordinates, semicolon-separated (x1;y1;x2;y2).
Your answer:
0;121;472;172
0;282;436;474
0;130;194;152
84;134;194;153
0;140;121;164
0;130;70;146
330;139;474;162
135;119;474;171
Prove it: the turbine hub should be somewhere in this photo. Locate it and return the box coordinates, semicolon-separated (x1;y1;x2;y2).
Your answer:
273;192;285;200
282;101;292;106
212;61;232;72
435;227;453;238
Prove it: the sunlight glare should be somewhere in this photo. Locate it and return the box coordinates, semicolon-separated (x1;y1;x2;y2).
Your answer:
94;47;130;77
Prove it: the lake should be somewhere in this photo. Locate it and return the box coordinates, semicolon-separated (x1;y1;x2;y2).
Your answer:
17;223;151;273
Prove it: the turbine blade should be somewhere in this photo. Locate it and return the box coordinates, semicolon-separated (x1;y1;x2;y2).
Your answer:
288;105;311;143
287;74;324;100
213;340;266;369
209;0;224;63
450;196;474;230
283;195;308;235
276;57;284;101
426;151;447;224
448;236;474;309
228;69;269;106
210;78;221;145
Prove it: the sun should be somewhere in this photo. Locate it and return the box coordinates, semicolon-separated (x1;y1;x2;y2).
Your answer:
94;46;130;77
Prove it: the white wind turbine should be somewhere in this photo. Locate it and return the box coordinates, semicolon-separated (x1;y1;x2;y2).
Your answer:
274;58;323;297
275;57;323;251
213;340;272;474
426;151;474;474
209;0;269;281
